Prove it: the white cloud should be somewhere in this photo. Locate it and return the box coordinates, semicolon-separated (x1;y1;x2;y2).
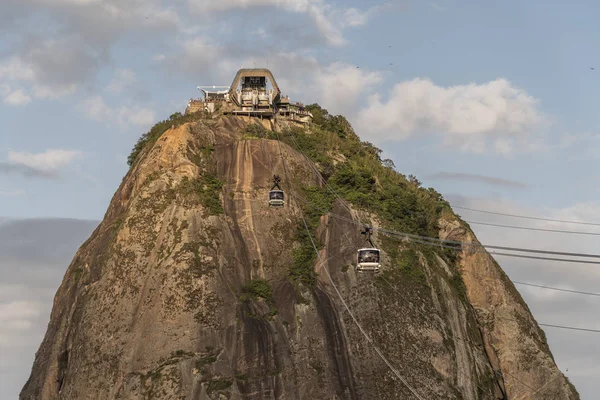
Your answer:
0;0;381;107
0;36;97;99
107;69;137;94
251;27;268;39
425;171;528;189
0;84;31;106
181;37;222;66
0;218;99;399
340;5;387;27
32;83;78;99
82;95;112;121
82;95;155;128
0;0;182;102
356;78;545;154
188;0;380;46
342;8;370;26
3;88;32;106
7;149;82;175
311;62;383;114
0;301;42;332
127;108;156;126
0;57;36;81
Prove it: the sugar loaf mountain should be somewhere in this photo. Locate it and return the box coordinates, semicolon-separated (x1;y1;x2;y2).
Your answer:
21;69;579;400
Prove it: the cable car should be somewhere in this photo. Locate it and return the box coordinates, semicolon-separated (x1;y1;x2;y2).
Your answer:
269;175;285;207
269;189;284;207
356;227;381;272
357;248;381;272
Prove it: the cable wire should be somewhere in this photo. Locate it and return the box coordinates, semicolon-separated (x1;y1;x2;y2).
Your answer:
537;323;600;333
460;268;600;299
453;205;600;227
285;192;600;264
267;179;600;261
465;220;600;236
511;281;600;298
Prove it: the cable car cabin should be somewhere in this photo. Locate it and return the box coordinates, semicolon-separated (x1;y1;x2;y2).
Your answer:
357;248;381;272
269;190;284;207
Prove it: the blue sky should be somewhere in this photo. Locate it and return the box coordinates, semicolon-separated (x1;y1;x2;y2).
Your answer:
2;0;600;218
1;0;600;398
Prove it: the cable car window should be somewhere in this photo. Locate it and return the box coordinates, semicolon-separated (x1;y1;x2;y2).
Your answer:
358;249;380;263
269;190;284;200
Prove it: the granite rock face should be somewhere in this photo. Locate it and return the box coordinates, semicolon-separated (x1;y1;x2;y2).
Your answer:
21;116;578;399
439;219;579;399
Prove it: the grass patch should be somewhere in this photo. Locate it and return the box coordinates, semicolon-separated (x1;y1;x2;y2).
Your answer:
171;350;194;358
113;217;124;232
178;242;211;278
178;174;224;215
195;355;217;371
240;279;278;317
187;144;215;167
241;122;277;140
289;187;334;287
128;111;208;167
397;248;426;283
281;104;451;239
206;379;233;396
449;273;468;302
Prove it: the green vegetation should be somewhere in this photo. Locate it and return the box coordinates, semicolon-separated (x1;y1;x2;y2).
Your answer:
240;279;273;301
171;350;194;358
289;187;334;287
177;175;224;215
128;111;208;167
378;237;426;283
72;266;84;282
281;104;451;239
178;241;208;278
442;242;461;264
206;378;233;396
195;355;217;371
240;279;278;317
187;143;215;167
396;248;425;282
273;104;469;305
113;217;124;232
241;122;277;140
278;104;454;287
449;273;468;301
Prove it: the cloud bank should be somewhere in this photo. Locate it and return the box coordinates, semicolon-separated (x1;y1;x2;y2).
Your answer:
356;78;546;154
0;149;82;178
0;218;99;399
426;171;529;189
